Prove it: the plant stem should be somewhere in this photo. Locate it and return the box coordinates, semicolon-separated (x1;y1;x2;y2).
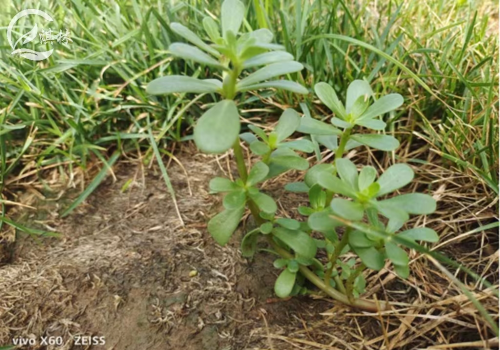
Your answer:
324;227;351;286
335;127;353;160
266;236;388;312
346;263;366;303
233;138;248;182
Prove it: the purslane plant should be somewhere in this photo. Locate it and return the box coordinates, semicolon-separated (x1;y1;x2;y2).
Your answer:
146;0;438;312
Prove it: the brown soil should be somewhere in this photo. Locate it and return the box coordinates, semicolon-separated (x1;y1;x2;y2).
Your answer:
0;150;498;350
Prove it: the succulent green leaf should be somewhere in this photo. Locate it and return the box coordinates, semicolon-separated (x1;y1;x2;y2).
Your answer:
241;229;260;257
146;75;221;95
276;218;301;230
331;117;352;129
385;241;409;266
248;28;274;43
273;258;289;268
249;191;277;214
376;163;414;196
308;210;340;233
349;230;375;248
242;51;294;68
221;0;245;37
237;80;309;94
284;182;309;192
194;100;240;154
352;246;384;270
358;166;377;191
209;177;238;192
314;82;347;119
279;139;315;153
274;268;297;298
208;206;245;245
381;193;436;215
305;164;335;187
237;62;304;88
398;227;439;242
250;141;271;155
275;109;301;141
170;22;220;57
240;132;258;144
316;135;339;151
202;17;221;42
331;198;364;221
358;94;404;121
350;95;370;119
169;43;226;70
287;260;300;273
297;117;342;135
350;134;400;151
308;184;326;209
248;124;268;141
356;118;386;130
345;80;373;114
223;190;246;209
270;155;309;171
375;201;410;223
394;264;410;278
273;227;317;259
260;222;274;234
317;173;357;198
247;161;269;186
335;158;359;191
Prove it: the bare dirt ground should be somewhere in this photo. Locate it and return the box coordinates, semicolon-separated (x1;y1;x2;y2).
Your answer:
0;147;498;349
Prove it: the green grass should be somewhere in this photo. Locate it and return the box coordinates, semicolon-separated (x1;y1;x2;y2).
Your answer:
0;0;497;226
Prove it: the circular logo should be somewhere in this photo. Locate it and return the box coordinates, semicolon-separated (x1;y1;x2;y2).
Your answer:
7;9;54;61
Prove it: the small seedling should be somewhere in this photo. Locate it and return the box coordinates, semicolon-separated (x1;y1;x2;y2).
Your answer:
147;0;438;311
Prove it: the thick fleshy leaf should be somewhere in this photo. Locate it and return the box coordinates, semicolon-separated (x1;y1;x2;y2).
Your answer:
242;51;294;68
350;95;370;119
248;125;268;141
356;118;386;130
194;100;240;154
169;43;226;69
279;139;314;153
250;141;270;155
314;82;347;119
308;210;340;234
316;135;338;150
248;161;269;186
248;28;274;43
273;227;317;259
260;222;274;234
202;17;220;42
209;177;238;192
270;155;309;170
308;184;326;209
274;269;297;298
305;164;335;187
273;258;289;268
285;182;310;192
297;117;342;135
146;75;221;95
331;117;352;129
317;173;357;198
394;264;410;278
398;227;439;242
223;190;246;209
380;193;436;215
336;158;359;191
249;191;277;214
330;198;364;221
352;246;384;270
238;80;309;94
276;218;301;230
358;94;404;121
275;109;301;141
376;163;414;196
351;134;400;151
346;80;373;114
240;132;258;144
358;166;377;191
241;229;260;257
349;230;375;248
208;206;245;245
375;201;410;223
385;241;409;266
170;22;220;57
287;260;300;273
237;61;304;87
221;0;245;37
